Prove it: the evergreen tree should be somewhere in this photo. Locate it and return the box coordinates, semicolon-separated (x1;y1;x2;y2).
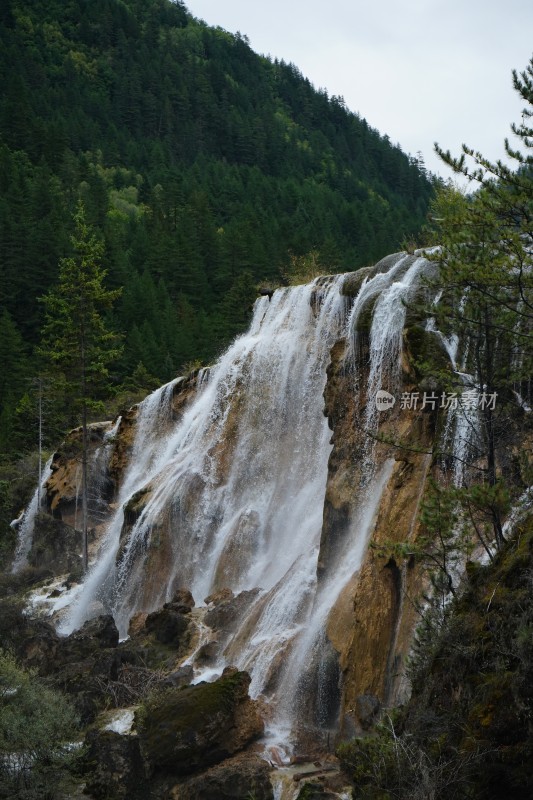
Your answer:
39;202;122;571
426;56;533;548
0;310;29;453
0;0;433;407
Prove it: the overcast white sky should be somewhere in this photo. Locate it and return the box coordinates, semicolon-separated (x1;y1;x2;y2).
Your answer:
186;0;533;180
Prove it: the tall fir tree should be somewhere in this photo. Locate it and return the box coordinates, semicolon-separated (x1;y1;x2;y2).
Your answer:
39;202;122;571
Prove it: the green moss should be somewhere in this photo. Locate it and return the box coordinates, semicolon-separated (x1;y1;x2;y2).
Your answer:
403;324;452;381
341;267;372;298
137;670;251;773
354;297;379;334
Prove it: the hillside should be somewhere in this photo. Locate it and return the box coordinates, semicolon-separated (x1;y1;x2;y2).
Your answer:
0;0;433;455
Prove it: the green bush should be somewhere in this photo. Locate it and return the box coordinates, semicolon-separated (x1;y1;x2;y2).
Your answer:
0;650;80;798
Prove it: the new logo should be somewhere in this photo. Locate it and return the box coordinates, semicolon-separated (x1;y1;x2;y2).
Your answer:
375;390;396;411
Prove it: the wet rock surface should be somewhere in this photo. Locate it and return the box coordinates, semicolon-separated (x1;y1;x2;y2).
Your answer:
204;588;260;634
145;607;191;648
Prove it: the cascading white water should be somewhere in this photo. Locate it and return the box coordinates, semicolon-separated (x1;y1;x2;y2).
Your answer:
258;459;394;753
56;253;440;751
237;254;429;748
11;456;53;573
362;256;427;438
425;288;481;488
60;378;181;633
62;279;348;642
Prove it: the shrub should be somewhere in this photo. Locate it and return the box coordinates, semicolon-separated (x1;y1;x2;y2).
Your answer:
0;650;80;798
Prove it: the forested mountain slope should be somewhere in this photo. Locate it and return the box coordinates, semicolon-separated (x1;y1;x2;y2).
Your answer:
0;0;433;452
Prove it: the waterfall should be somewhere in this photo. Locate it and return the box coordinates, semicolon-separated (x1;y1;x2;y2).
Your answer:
11;457;53;573
52;251;457;752
426;289;481;488
362;256;427;437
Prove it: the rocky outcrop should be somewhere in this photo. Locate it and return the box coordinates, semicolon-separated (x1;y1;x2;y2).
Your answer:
33;373;201;580
145;604;192;652
12;264;460;757
137;668;263;777
45;421;115;529
170;754;274;800
27;512;82;574
204;588;260;635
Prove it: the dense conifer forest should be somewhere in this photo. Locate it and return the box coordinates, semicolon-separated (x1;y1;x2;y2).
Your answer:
0;0;434;456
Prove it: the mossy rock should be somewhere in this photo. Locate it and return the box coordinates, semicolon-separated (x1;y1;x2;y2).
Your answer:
123;485;152;525
83;729;147;800
145;607;190;647
354;297;378;335
171;753;274;800
341;267;373;298
137;668;263;776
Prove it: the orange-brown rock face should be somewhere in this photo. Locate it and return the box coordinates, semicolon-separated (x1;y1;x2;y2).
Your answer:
45;421;115;531
322;327;438;736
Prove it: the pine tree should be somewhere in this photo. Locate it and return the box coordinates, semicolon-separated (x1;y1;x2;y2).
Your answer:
39;202;122;571
426;56;533;548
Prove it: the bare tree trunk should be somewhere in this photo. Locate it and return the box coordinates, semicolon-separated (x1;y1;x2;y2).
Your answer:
81;333;89;574
81;399;88;574
483;307;505;549
38;377;43;497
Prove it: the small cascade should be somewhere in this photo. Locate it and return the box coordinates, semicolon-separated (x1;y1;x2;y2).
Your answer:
362;256;427;443
87;417;122;528
11;456;53;573
425;289;481;487
503;486;533;538
345;252;414;368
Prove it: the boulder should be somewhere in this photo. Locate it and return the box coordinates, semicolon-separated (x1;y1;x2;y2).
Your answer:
166;587;195;614
158;664;194;689
137;668;263;776
204;589;260;634
69;614;120;650
195;640;219;664
145;607;191;648
83;730;146;800
170;754;273;799
17;618;60;672
204;588;234;605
